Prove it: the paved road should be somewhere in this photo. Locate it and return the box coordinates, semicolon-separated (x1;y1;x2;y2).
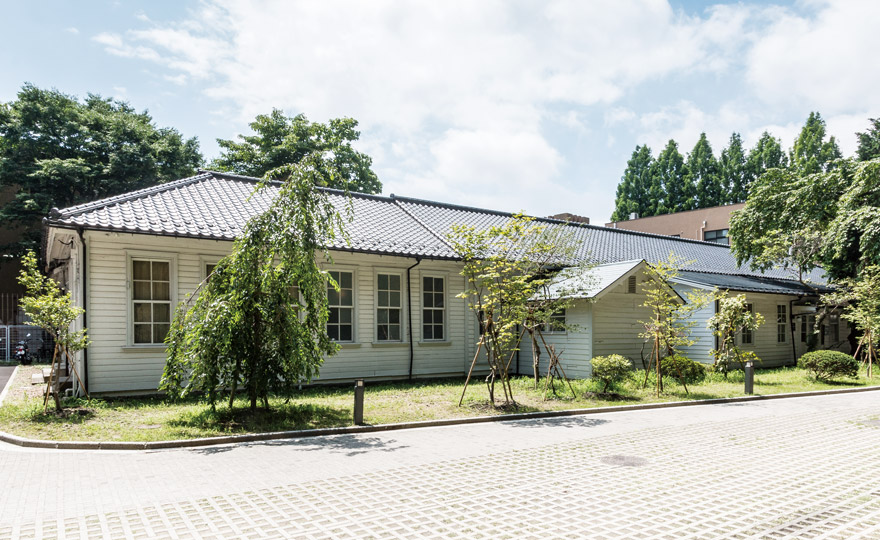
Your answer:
0;366;15;401
1;391;879;539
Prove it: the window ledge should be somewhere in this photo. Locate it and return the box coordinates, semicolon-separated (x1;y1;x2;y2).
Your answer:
336;342;362;349
122;345;167;352
371;342;409;347
418;340;452;347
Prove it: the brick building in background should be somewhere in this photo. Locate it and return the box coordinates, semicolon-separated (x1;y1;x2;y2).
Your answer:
604;203;745;245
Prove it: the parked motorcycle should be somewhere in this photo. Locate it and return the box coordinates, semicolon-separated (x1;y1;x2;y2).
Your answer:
14;334;32;365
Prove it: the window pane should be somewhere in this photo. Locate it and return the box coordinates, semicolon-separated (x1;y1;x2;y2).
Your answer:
433;292;444;308
378;325;388;341
389;309;400;324
328;325;339;341
133;281;151;300
340;272;352;289
378;291;389;307
390;326;400;341
433;325;444;340
423;325;433;340
378;309;388;324
423;277;433;292
390;275;400;290
153;324;170;343
378;274;388;290
340;325;352;341
152;282;170;301
340;308;352;324
328;307;339;324
340;288;353;306
327;289;340;306
134;324;152;344
133;260;150;280
152;261;169;281
134;303;151;323
154;303;171;323
390;291;400;307
434;278;443;293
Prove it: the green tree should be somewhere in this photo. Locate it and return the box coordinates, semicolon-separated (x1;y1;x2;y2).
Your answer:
611;145;655;221
730;159;880;282
823;265;880;378
687;133;722;208
161;152;350;411
746;131;787;187
720;132;750;204
211;109;381;194
0;84;202;256
708;293;764;377
790;112;842;174
655;140;692;214
18;251;89;411
856;118;880;162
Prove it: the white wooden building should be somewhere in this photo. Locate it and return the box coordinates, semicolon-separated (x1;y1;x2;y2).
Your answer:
43;171;847;394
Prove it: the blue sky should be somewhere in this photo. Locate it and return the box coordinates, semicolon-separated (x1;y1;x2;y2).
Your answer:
2;1;877;222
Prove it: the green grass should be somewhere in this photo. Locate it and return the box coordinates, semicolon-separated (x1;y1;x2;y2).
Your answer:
1;363;877;442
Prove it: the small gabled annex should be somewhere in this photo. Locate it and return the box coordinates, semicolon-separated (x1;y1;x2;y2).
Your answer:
43;171;847;394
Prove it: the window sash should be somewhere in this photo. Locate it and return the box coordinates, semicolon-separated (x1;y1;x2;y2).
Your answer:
543;309;567;334
777;305;787;343
131;259;172;344
741;303;754;345
422;276;445;341
327;270;354;342
376;273;403;342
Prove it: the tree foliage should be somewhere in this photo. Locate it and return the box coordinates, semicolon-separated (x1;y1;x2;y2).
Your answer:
856;118;880;162
211;109;381;194
730;159;880;282
822;265;880;378
0;84;202;255
687;133;722;208
161;152;350;411
720;132;749;204
655;140;692;214
638;255;714;396
708;294;764;376
789;112;842;174
448;215;591;406
611;145;655;221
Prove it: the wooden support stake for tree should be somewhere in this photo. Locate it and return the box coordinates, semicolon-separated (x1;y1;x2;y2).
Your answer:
62;346;89;400
43;343;58;410
459;336;485;406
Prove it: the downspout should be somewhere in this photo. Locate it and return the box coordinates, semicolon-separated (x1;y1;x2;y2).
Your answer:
407;258;422;380
76;227;89;394
789;297;800;366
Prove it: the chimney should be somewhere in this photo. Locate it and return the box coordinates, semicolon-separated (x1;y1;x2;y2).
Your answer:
629;212;639;220
549;212;590;224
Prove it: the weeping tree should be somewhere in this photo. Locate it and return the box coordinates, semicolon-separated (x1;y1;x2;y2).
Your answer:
823;265;880;378
708;293;765;377
449;215;590;407
161;152;350;411
639;255;714;396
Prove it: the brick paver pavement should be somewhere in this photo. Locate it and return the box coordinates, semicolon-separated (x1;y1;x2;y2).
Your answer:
1;391;879;539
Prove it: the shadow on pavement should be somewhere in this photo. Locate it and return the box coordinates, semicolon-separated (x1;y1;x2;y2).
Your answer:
193;434;410;457
502;416;609;429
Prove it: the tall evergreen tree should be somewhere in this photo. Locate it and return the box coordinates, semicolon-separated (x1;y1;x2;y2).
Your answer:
655;140;691;213
747;131;788;182
790;112;842;174
687;133;722;208
856;118;880;161
720;133;749;204
611;145;655;221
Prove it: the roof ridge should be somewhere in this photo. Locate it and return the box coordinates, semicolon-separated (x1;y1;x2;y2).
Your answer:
203;169;405;204
391;197;458;254
56;172;214;218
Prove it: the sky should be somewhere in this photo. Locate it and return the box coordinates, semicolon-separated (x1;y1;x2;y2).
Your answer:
2;0;879;223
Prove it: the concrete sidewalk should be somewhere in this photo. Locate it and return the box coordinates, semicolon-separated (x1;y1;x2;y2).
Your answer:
1;391;879;539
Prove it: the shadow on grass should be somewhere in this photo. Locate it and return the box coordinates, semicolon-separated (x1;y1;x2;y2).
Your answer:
27;406;96;424
169;402;351;435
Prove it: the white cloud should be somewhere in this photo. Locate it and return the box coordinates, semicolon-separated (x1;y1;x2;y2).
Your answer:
66;27;79;35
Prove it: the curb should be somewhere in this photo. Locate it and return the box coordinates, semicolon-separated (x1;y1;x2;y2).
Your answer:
1;383;879;451
0;364;19;407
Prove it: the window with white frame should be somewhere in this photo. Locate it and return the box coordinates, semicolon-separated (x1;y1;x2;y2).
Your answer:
422;276;445;340
777;305;787;343
741;303;754;345
132;259;172;344
543;308;566;334
801;315;816;343
327;270;354;342
376;273;402;341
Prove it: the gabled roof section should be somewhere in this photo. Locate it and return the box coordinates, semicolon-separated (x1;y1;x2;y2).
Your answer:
543;260;684;302
673;271;832;296
46;170;828;283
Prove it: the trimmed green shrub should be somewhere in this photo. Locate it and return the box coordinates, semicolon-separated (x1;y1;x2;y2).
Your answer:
591;354;632;392
660;355;707;386
798;350;859;381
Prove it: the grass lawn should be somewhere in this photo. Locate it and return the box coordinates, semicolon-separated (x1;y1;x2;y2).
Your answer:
1;363;878;442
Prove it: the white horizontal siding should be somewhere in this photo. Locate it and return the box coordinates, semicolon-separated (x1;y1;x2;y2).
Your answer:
591;272;655;369
518;301;593;379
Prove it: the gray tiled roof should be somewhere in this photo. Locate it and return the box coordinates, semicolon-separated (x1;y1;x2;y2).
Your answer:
675;271;832;295
47;170;828;290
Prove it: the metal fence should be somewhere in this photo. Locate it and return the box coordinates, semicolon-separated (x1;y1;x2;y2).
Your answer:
0;325;55;362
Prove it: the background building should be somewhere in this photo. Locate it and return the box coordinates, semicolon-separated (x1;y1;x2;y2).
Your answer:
604;203;745;244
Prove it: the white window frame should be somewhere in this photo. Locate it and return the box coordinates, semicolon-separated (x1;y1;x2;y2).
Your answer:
326;266;358;343
420;272;448;342
375;270;405;343
542;308;567;334
199;255;223;283
740;303;754;345
126;250;178;348
776;305;787;344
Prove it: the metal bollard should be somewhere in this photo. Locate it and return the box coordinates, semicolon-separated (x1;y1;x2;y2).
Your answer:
744;361;754;395
353;379;365;425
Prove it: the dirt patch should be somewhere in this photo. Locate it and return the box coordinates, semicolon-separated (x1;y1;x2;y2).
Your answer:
466;400;522;413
